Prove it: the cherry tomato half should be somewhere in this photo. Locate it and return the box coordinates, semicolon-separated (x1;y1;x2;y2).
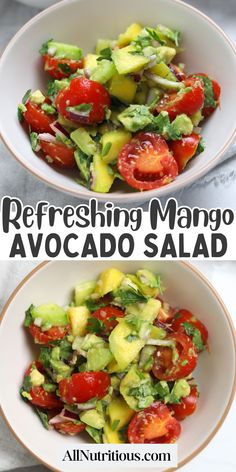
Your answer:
128;402;181;443
195;73;221;118
88;305;125;335
59;372;111;404
24;102;55;133
169;385;198;421
28;323;69;346
55;77;111;125
152;332;197;381
171;309;208;349
42;55;83;79
169;133;201;172
54;421;86;435
29;386;63;410
40;140;76;168
118;132;178;191
156;77;204;120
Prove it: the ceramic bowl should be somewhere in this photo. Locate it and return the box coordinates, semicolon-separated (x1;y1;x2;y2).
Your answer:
0;260;235;472
0;0;236;202
1;0;236;203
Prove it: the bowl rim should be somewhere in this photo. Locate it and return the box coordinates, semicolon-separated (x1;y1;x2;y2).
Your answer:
0;0;236;202
0;260;235;471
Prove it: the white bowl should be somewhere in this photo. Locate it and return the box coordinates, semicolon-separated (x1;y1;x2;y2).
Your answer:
16;0;58;8
0;261;235;472
0;0;236;203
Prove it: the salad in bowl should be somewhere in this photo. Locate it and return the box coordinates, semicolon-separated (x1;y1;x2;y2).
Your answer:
21;267;208;443
18;22;220;193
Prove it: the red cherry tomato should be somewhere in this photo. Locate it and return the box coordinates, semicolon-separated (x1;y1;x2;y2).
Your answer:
169;385;198;421
42;55;83;79
28;323;69;346
171;309;208;349
128;402;181;443
59;372;111;404
118;132;178;191
169;133;201;172
152;332;198;381
39;140;76;168
89;305;125;335
24;102;55;133
54;421;86;435
55;77;111;125
156;77;204;120
29;386;63;410
195;73;221;118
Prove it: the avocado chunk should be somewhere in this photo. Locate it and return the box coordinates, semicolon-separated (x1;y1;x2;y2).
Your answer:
112;45;149;75
67;306;90;337
109;320;145;370
40;40;83;61
156;46;176;64
109;73;137;103
134;82;149;105
171;114;193;136
29;367;45;387
190;110;204;126
30;90;45;105
94;268;124;298
70;128;96;156
96;39;116;55
80;409;105;429
107;397;134;430
72;333;103;352
120;366;153;410
74;149;91;183
118;104;152;132
117;23;142;48
90;153;115;193
31;304;68;327
101;130;131;164
138;345;156;371
86;344;113;371
90;60;116;84
84;53;98;73
103;423;124;443
74;280;96;306
150;61;177;81
166;379;191;403
50;347;72;382
139;298;161;323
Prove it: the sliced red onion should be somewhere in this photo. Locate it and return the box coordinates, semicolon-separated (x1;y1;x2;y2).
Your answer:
66;110;90;124
49;408;81;425
50;121;70;139
75;400;97;410
193;126;202;134
38;133;57;143
84;68;91;79
154;318;174;333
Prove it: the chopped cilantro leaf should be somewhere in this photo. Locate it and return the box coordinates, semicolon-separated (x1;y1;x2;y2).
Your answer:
85;299;107;312
182;322;205;352
97;47;112;62
22;89;32;104
39;347;52;369
30;132;39;152
113;289;147;306
111;419;120;431
195;137;205;156
39;39;53;56
23;375;32;392
85;426;103;443
66;103;92;116
35;408;50;430
41;102;56;115
58;63;73;74
24;304;34;327
87;317;106;334
195;75;216;108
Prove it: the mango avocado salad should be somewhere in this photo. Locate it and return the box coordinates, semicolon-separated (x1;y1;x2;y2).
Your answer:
18;23;220;192
21;267;208;443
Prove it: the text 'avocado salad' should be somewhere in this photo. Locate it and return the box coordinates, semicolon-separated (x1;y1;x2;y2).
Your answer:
21;267;209;443
18;22;220;193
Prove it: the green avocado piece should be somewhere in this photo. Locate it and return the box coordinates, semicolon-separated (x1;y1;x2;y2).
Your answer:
31;304;68;327
109;320;145;370
120;366;153;410
171;114;193;136
74;280;96;306
118;105;152;132
156;46;176;64
70;128;97;156
112;45;149;75
50;347;72;382
90;60;116;84
90;153;115;193
40;40;83;60
166;379;191;403
80;409;105;429
87;345;113;371
96;39;116;55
